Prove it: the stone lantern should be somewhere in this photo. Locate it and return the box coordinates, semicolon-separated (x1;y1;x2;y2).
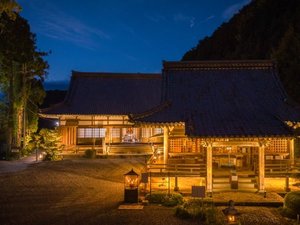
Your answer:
222;200;240;224
124;169;139;203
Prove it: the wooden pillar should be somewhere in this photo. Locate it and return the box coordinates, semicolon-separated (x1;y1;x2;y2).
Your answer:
109;127;112;144
119;128;122;143
206;142;213;194
163;126;169;164
289;139;295;163
258;142;266;193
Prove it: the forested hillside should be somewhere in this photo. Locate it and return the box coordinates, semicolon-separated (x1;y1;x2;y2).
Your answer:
183;0;300;103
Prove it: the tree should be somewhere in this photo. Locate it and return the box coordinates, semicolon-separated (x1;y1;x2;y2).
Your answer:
182;0;300;102
0;0;21;21
0;12;48;155
38;128;63;161
272;27;300;102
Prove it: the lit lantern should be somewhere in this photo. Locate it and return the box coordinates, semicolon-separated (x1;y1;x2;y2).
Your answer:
124;169;139;203
222;200;240;224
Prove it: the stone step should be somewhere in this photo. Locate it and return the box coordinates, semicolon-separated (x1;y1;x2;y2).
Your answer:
238;178;255;183
213;178;230;183
238;183;256;189
213;183;230;189
213;188;257;193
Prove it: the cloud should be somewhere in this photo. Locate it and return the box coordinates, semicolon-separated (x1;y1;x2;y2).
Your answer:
173;13;195;28
28;1;110;49
222;0;250;19
199;15;215;24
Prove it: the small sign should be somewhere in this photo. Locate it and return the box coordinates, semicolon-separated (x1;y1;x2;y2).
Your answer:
141;173;148;183
191;186;205;198
231;175;238;181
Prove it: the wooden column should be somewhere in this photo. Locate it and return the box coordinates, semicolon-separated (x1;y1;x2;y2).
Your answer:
289;139;295;163
163;126;169;164
206;142;213;194
258;141;266;193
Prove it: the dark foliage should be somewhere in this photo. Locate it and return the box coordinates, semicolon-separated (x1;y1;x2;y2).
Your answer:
84;149;96;159
41;90;67;108
145;192;183;206
183;0;300;102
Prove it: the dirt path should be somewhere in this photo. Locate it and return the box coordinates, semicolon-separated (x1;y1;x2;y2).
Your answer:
0;158;293;225
0;153;38;174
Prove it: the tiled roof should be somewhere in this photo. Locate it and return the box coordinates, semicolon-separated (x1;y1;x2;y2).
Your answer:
41;71;162;115
133;60;300;137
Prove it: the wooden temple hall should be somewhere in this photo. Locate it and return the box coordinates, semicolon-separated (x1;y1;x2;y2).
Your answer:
40;60;300;193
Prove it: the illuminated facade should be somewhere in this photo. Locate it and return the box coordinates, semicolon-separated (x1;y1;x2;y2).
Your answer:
40;72;163;153
40;60;300;192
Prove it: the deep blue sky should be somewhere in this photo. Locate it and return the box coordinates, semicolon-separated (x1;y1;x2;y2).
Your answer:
19;0;250;83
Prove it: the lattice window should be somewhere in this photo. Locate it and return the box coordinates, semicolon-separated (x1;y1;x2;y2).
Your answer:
170;139;182;153
77;128;106;138
112;128;120;138
153;128;163;135
141;128;151;138
169;138;196;153
266;139;288;153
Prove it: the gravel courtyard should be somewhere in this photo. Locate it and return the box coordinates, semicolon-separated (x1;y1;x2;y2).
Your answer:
0;158;293;225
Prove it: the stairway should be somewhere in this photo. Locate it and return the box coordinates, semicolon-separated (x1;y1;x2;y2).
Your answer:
213;173;257;192
108;143;153;154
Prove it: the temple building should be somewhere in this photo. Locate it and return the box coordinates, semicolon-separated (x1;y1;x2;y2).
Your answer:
40;72;162;154
40;60;300;193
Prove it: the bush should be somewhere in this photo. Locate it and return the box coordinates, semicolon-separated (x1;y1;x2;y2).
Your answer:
175;205;192;219
284;191;300;215
174;198;225;224
163;193;184;207
278;206;298;219
145;192;183;206
85;149;96;159
7;151;20;160
174;199;206;221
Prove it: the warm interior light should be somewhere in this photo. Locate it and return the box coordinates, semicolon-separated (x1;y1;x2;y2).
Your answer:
228;215;236;222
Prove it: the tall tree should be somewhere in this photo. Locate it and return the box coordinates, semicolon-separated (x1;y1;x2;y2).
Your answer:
0;0;20;21
0;12;48;154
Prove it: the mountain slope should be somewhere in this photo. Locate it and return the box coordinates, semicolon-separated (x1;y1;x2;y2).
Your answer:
183;0;300;102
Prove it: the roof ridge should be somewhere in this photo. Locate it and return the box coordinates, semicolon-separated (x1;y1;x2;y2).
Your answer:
72;71;161;79
130;101;171;121
164;60;275;70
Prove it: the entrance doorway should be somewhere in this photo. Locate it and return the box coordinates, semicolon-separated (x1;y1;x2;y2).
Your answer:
212;146;256;171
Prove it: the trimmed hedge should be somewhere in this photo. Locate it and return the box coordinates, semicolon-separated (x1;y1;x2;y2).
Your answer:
174;199;225;224
84;149;96;158
280;191;300;219
284;191;300;215
145;192;183;207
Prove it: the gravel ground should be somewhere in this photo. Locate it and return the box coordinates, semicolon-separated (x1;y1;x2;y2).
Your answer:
0;158;295;225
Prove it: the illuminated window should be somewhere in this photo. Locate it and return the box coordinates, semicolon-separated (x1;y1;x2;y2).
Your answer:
153;128;163;135
112;128;121;138
77;128;106;138
142;128;151;138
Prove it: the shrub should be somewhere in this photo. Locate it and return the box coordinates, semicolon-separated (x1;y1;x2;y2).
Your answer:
174;198;224;224
284;191;300;215
85;149;96;159
175;205;192;219
28;129;63;161
278;206;297;219
174;199;206;221
7;151;20;160
145;192;183;206
163;193;184;207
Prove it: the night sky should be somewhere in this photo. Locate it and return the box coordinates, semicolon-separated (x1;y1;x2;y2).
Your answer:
19;0;250;84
